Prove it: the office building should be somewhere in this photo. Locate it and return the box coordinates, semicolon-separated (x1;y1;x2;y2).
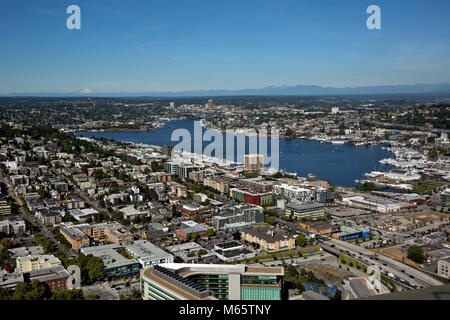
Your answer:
140;263;284;300
285;202;325;220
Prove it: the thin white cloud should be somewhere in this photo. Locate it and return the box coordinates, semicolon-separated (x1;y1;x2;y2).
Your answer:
33;6;62;17
80;88;93;94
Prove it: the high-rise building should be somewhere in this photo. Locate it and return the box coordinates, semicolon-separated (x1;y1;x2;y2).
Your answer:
169;101;175;108
331;107;339;114
244;154;264;172
140;263;284;300
207;99;214;109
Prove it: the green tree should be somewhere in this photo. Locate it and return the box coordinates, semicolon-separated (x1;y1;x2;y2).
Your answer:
264;215;276;225
205;228;215;237
93;169;109;180
295;235;307;247
50;289;85;300
0;248;11;263
12;281;51;300
0;238;12;249
407;245;426;264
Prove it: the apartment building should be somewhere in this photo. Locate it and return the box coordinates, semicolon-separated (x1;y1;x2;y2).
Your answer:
231;188;274;206
0;219;26;235
241;227;296;252
76;222;133;244
59;226;90;251
212;204;264;231
16;255;62;274
273;184;314;202
204;177;230;194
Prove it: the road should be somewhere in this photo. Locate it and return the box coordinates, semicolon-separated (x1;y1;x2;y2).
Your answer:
320;236;443;289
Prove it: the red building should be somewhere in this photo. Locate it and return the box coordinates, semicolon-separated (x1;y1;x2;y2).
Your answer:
244;192;261;206
25;266;72;292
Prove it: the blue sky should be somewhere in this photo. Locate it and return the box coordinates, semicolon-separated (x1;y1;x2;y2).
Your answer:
0;0;449;94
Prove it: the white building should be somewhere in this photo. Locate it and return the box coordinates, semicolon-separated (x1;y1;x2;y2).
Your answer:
341;195;415;213
124;240;173;268
0;219;26;235
16;255;62;274
384;169;421;182
273;184;314;202
119;205;148;220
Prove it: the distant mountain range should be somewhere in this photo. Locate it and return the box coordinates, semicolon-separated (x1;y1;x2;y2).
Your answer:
4;83;450;97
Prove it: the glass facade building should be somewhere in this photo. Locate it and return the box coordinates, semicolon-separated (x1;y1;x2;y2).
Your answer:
141;263;284;300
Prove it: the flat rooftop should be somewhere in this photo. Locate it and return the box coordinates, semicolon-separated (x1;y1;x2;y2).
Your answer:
80;244;139;269
142;268;217;300
124;240;172;261
286;202;324;211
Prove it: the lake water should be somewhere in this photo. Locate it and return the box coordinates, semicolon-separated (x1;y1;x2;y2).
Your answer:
76;120;393;187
